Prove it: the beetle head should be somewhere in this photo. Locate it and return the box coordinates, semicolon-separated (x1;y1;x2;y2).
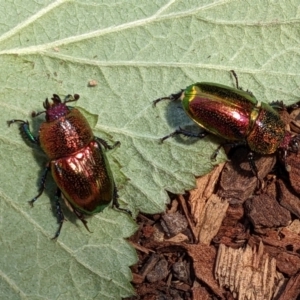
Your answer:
32;94;80;122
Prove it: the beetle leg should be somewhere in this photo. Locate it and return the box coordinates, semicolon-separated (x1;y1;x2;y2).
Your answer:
247;152;259;176
52;188;66;240
280;148;291;172
112;185;132;216
94;138;132;216
71;209;91;233
7;119;39;145
270;100;286;110
270;100;300;113
278;135;300;172
29;164;50;206
211;144;224;161
153;90;184;106
59;194;92;234
247;152;264;190
211;141;248;160
230;70;240;89
230;70;254;96
95;137;120;150
160;127;208;143
289;135;300;153
285;101;300;112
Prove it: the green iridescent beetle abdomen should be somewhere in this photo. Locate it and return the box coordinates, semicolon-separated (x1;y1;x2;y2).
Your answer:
181;83;286;154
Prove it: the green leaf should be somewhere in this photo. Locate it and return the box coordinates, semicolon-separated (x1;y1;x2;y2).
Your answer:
0;1;299;299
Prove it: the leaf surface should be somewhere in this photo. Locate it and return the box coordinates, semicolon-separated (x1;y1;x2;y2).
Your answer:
0;1;299;299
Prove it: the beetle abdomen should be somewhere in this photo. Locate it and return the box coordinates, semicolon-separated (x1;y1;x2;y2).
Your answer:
51;140;114;214
183;83;258;141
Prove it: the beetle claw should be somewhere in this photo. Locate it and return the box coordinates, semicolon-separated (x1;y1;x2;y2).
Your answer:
81;219;92;233
28;200;35;207
51;218;66;240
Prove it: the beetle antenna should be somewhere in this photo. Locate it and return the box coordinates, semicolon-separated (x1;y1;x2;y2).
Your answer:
64;94;80;104
32;110;46;118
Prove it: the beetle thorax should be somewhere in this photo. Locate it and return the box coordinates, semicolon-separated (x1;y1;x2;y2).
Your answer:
39;108;94;159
